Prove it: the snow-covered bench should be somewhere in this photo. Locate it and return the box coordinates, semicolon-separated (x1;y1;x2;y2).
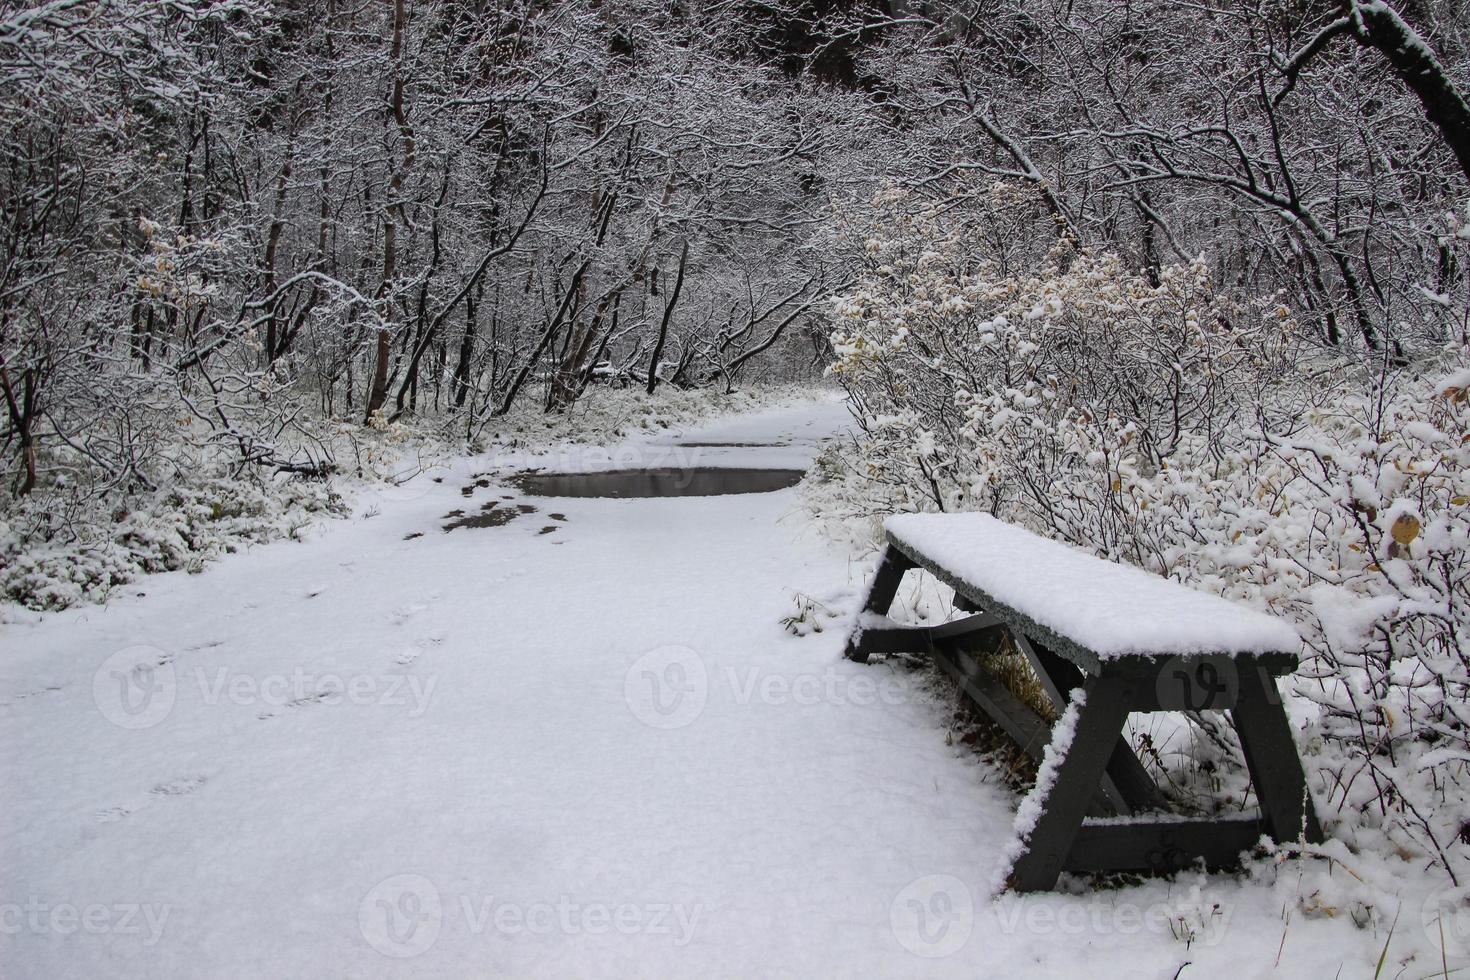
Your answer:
846;513;1322;892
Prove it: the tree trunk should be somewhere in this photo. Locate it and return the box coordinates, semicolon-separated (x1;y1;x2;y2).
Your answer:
365;0;414;421
0;361;37;497
645;241;688;396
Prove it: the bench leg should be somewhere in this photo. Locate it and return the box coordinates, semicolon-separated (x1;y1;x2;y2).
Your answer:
1014;635;1166;815
862;545;912;617
1008;675;1137;892
1231;666;1323;845
844;545;915;663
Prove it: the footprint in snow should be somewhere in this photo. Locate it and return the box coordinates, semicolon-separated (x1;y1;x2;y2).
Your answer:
95;773;207;823
389;603;429;626
1;685;62;706
390;590;444;625
150;775;207;797
394;630;447;666
258;679;352;718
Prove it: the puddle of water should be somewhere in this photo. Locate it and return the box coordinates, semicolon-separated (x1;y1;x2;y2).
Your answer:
675;441;789;448
509;467;804;499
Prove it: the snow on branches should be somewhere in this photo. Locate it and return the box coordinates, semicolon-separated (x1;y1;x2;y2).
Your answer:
825;185;1470;884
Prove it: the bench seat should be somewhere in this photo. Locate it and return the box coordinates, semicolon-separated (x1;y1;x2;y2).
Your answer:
884;513;1299;673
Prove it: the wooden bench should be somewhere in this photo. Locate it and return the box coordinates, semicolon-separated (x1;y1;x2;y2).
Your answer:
846;513;1323;892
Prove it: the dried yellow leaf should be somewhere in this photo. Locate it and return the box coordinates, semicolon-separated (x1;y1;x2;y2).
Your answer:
1391;513;1421;546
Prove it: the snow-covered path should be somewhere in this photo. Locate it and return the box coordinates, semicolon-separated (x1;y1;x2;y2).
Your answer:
2;397;1370;977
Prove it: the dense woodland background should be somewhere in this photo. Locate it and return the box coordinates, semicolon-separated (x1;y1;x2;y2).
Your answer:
4;0;1467;497
5;0;1470;892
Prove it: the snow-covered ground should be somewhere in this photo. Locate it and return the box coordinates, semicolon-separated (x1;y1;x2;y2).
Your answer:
1;397;1389;977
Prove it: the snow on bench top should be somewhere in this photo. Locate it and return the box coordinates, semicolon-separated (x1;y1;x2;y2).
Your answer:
884;513;1299;659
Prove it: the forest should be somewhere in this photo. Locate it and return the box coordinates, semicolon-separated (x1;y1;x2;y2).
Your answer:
5;1;1465;493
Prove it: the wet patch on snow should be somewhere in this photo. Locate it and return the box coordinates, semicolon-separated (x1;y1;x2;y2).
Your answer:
440;500;538;532
460;475;495;497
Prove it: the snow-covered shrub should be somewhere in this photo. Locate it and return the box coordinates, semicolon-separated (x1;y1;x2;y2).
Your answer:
1;470;345;610
822;186;1470;884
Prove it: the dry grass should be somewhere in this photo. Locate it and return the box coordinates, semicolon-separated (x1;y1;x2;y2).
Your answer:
940;631;1057;793
975;633;1058;722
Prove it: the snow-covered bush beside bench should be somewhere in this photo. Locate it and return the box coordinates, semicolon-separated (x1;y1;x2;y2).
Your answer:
818;187;1470;894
